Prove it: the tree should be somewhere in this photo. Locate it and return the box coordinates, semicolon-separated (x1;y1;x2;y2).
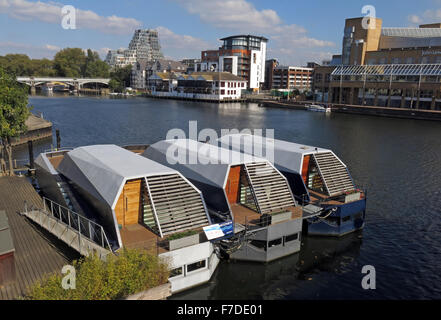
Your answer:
0;67;31;175
109;65;132;92
53;48;86;77
84;49;110;78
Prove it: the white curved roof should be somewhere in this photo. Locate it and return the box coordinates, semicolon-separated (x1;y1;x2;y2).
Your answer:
58;145;177;208
217;134;330;174
144;139;268;188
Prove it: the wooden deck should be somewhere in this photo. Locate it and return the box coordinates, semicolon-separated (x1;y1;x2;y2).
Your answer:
0;176;79;300
308;189;343;205
231;204;303;226
231;204;261;225
120;224;167;254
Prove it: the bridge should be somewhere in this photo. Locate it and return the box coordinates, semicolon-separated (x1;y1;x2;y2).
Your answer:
16;76;110;92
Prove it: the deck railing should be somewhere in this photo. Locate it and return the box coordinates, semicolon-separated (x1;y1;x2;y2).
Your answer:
35;197;113;251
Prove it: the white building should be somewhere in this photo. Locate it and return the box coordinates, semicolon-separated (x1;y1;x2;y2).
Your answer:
197;35;268;92
148;72;247;101
106;29;164;69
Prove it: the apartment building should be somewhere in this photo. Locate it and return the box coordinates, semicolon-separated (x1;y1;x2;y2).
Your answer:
272;66;313;92
196;35;268;91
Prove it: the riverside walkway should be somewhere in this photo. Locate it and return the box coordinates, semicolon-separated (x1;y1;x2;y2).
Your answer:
0;176;79;300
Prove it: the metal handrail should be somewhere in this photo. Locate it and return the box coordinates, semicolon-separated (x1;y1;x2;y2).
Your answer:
36;197;113;251
44;147;74;153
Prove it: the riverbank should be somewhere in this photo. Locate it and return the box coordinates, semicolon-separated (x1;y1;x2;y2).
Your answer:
260;100;441;121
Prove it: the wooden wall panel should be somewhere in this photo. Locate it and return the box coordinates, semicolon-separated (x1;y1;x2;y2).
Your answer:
114;179;142;227
124;180;141;226
302;155;310;184
226;166;241;204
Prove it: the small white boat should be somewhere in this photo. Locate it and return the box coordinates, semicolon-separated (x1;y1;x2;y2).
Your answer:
307;104;331;113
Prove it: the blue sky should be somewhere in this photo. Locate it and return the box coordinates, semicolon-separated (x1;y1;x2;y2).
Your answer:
1;0;440;65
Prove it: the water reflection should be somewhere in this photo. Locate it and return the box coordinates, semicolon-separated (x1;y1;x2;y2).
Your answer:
171;233;362;300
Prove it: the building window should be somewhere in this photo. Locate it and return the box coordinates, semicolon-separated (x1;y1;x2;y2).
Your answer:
268;238;282;248
221;89;225;95
187;260;206;273
221;81;225;87
250;240;267;251
285;233;299;243
170;266;183;278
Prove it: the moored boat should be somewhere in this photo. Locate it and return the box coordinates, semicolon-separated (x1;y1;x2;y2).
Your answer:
35;144;219;294
307;104;331;113
141;139;305;262
218;134;367;237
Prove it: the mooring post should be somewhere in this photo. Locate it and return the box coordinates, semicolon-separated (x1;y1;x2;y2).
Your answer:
28;140;34;169
56;129;61;150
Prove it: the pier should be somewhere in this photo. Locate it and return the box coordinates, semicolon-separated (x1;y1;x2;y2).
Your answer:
11;113;52;147
0;176;79;300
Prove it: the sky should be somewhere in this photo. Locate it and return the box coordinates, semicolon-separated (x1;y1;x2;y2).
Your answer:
0;0;441;65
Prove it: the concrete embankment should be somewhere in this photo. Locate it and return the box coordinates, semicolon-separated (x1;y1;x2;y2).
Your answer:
11;113;53;147
259;100;441;121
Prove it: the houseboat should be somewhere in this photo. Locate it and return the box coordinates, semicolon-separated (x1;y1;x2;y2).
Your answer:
141;139;304;262
217;134;366;237
35;145;219;293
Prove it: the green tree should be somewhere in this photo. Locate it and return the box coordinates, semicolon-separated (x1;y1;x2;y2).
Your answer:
0;67;31;175
0;54;32;76
84;49;110;78
109;65;132;92
53;48;86;77
27;249;169;300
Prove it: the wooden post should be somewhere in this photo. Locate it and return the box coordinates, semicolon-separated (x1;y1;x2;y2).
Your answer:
56;129;61;150
28;140;34;169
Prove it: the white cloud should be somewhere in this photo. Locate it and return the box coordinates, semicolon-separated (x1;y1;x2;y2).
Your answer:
0;41;61;58
0;0;142;34
157;26;216;59
171;0;335;65
173;0;281;32
408;9;441;25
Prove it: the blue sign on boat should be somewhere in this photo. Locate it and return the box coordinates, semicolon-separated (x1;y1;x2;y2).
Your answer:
203;220;234;240
219;221;234;237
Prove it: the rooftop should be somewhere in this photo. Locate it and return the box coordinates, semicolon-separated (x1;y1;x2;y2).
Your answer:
220;34;268;42
331;64;441;76
382;27;441;38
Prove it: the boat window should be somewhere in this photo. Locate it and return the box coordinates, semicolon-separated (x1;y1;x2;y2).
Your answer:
268;238;282;248
285;233;299;243
170;266;183;278
353;212;363;220
187;259;207;273
326;216;341;226
307;159;327;194
250;240;267;251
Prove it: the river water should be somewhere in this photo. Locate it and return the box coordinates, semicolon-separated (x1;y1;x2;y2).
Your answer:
16;95;441;300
